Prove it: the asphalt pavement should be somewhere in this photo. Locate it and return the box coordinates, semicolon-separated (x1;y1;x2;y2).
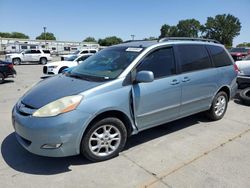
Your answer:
0;64;249;188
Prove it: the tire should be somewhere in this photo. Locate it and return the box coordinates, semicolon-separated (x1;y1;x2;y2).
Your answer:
239;87;250;106
81;117;127;162
12;58;21;65
58;67;68;74
206;91;228;121
0;72;4;84
40;57;47;65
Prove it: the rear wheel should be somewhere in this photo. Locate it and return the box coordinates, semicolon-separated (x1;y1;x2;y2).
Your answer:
206;91;228;121
0;73;4;84
12;58;21;65
40;57;47;64
81;117;127;162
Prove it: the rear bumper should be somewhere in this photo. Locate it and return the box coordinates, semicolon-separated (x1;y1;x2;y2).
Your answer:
237;75;250;88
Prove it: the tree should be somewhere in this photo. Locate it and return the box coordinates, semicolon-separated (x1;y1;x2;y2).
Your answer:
98;36;123;46
83;37;96;42
159;24;178;38
143;36;158;40
237;43;250;47
36;32;56;40
159;19;200;38
176;19;201;37
0;32;29;39
201;14;241;46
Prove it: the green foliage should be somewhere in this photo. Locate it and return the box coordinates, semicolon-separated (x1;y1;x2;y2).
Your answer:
176;19;201;37
0;32;29;39
36;32;56;40
201;14;241;46
83;37;97;42
143;36;158;41
159;24;178;38
237;43;250;47
159;19;200;38
98;36;123;46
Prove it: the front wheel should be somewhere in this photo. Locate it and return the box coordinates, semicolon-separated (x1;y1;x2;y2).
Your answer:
81;117;127;162
40;57;47;64
12;58;21;65
206;91;228;121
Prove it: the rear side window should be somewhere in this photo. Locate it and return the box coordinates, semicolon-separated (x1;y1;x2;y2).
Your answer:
137;47;176;79
178;45;211;73
208;46;232;67
80;50;88;54
42;50;50;54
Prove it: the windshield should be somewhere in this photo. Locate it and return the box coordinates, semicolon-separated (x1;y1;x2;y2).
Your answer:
230;48;248;53
65;55;78;61
72;50;80;55
70;46;143;80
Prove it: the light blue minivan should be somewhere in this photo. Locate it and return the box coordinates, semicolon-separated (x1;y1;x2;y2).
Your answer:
12;38;238;161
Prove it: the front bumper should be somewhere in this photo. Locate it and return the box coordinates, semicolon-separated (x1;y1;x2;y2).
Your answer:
12;104;92;157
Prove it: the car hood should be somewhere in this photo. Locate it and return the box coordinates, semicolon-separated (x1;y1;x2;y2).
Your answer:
21;74;104;109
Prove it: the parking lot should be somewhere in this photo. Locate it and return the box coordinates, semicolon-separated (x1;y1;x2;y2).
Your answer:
0;64;249;188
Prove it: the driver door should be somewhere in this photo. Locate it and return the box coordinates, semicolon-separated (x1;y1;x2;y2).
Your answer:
132;47;181;130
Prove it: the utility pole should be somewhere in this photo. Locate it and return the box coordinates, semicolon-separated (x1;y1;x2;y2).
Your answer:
131;35;135;41
43;26;47;49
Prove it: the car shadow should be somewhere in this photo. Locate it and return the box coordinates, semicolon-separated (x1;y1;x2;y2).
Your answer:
1;113;209;175
1;80;14;84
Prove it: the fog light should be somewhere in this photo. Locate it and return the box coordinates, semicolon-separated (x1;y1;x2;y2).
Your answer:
41;143;62;149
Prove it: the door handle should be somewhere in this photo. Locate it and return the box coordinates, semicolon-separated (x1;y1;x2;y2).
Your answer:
182;77;190;82
170;79;180;85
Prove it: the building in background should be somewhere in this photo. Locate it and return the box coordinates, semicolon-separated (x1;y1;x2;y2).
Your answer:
0;37;99;55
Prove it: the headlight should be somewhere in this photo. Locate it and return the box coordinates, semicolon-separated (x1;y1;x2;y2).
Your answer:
48;66;58;68
33;95;83;117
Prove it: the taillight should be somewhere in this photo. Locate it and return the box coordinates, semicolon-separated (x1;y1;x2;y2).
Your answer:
233;63;239;73
8;63;14;69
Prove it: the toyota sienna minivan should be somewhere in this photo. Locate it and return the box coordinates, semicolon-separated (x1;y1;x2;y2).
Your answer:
12;38;238;162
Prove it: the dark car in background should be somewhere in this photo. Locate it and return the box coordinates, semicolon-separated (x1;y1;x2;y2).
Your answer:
0;60;16;84
230;47;250;61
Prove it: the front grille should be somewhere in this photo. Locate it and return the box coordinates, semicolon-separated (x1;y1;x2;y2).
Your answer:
16;101;36;116
43;66;47;74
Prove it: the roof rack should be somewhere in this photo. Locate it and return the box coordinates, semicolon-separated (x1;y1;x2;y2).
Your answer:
122;39;156;44
158;37;221;44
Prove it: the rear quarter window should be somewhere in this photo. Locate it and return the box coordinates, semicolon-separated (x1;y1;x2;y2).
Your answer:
177;45;212;73
207;45;233;67
42;50;51;54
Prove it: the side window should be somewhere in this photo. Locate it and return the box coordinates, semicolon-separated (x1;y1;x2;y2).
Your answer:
31;50;40;54
24;50;32;54
80;50;88;54
77;55;90;62
178;45;211;73
137;47;176;79
208;46;233;67
90;50;97;53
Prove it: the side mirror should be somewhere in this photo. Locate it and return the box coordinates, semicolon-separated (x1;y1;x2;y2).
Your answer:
135;71;154;83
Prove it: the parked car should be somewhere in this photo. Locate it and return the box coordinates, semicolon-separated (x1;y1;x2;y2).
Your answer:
5;49;52;65
43;54;92;75
235;55;250;76
235;55;250;89
12;38;237;162
0;60;16;84
61;49;98;60
230;47;250;61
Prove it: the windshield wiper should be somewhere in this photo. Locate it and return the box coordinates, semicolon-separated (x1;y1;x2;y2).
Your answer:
68;73;92;81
